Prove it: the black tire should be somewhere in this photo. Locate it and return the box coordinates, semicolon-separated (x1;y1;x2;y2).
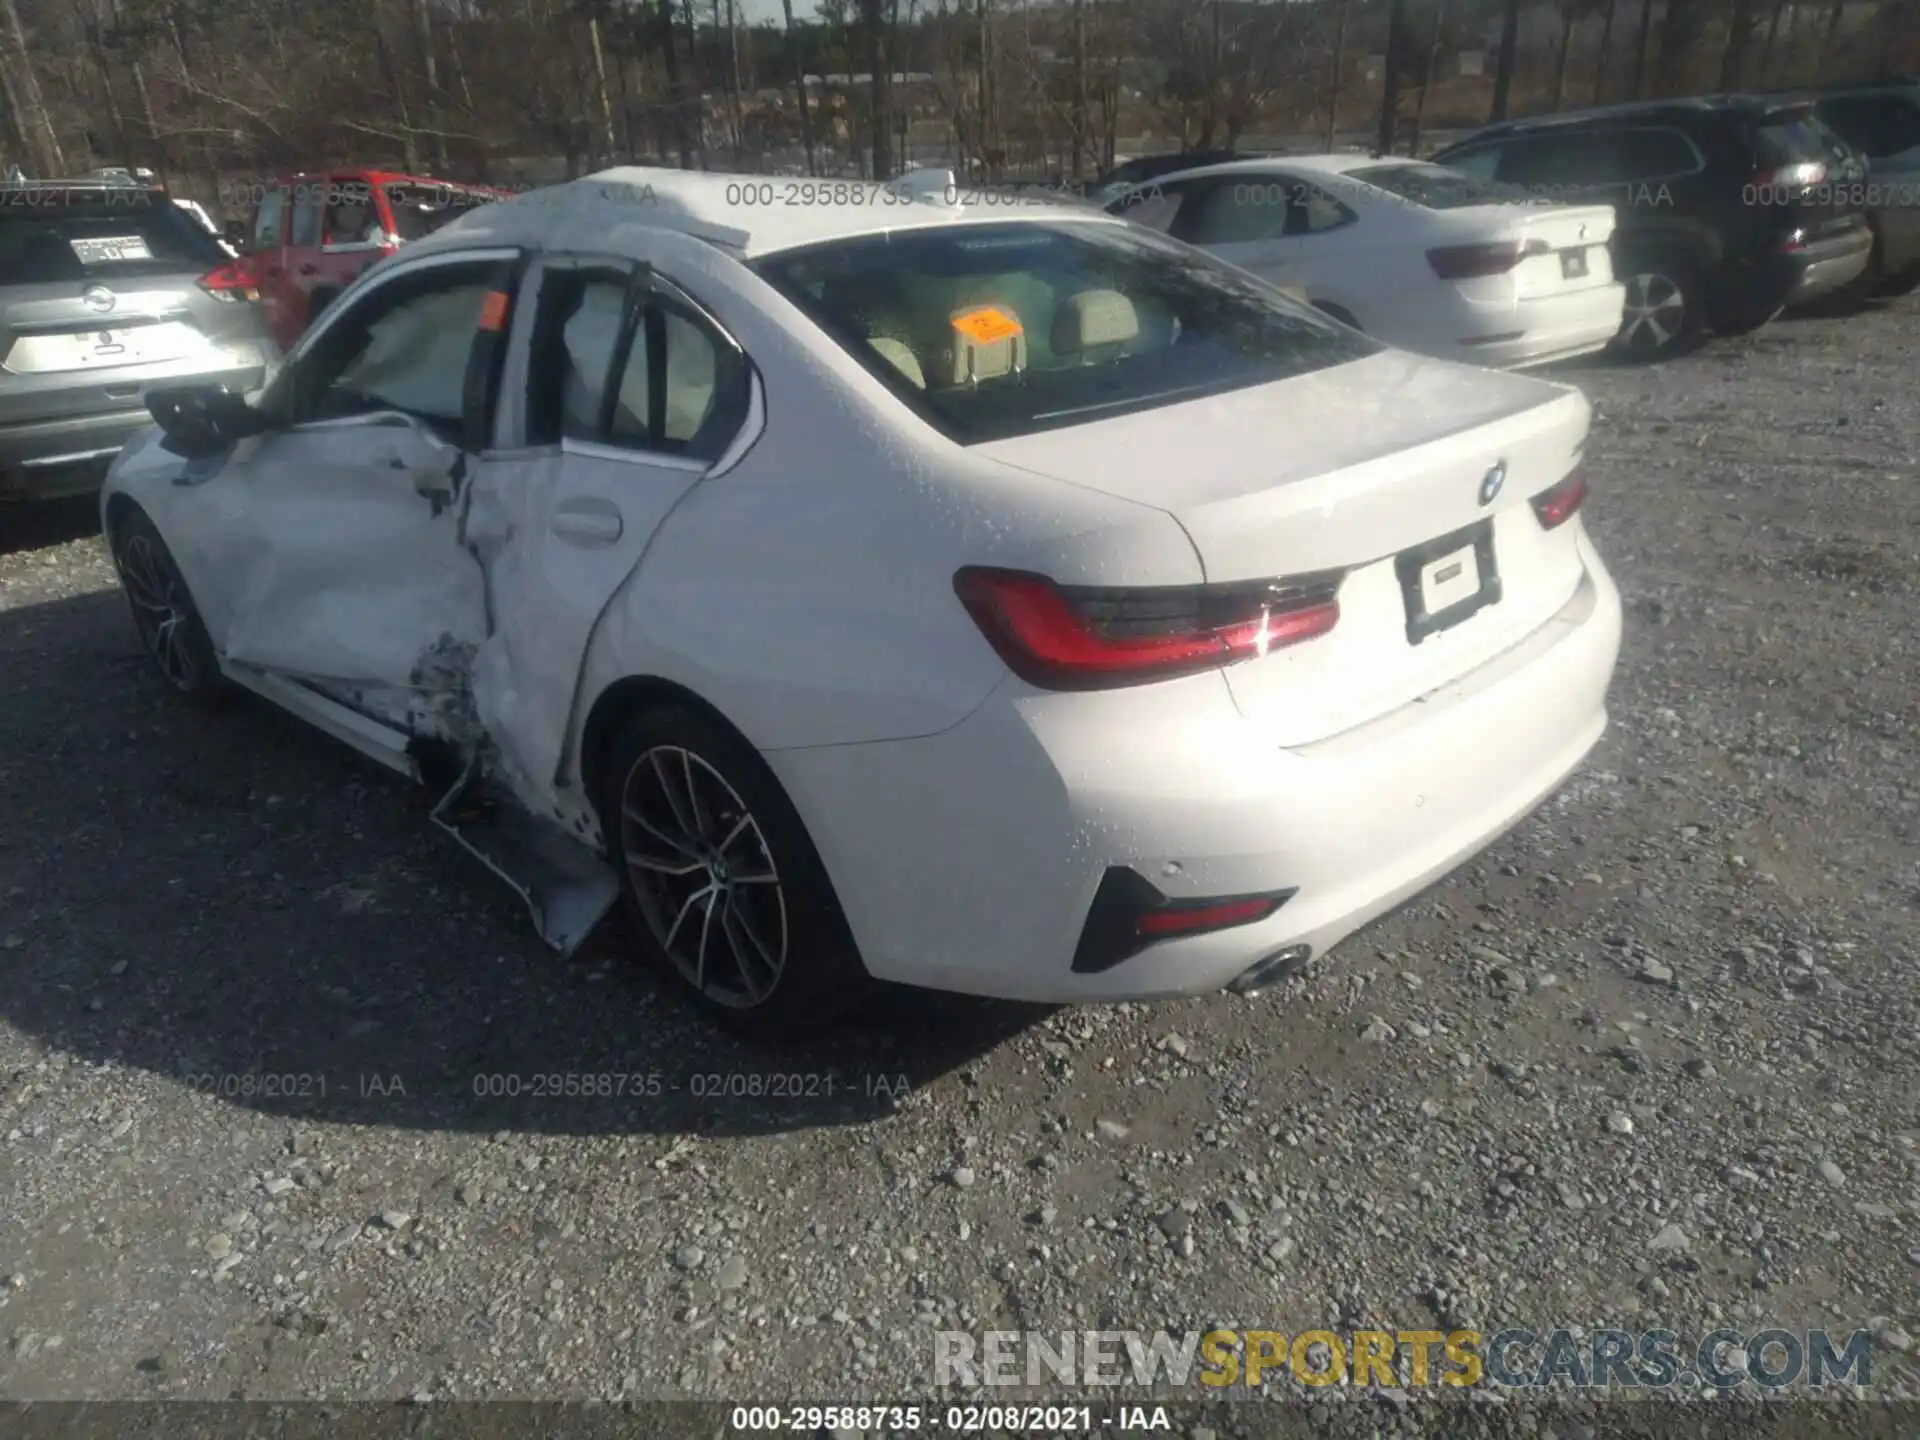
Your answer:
1878;260;1920;297
1610;255;1705;361
109;507;228;708
599;704;867;1037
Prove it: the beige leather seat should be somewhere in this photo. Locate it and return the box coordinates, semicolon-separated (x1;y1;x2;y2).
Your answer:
1052;289;1140;366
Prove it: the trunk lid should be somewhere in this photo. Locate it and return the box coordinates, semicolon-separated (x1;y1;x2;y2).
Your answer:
977;349;1593;745
1510;203;1618;296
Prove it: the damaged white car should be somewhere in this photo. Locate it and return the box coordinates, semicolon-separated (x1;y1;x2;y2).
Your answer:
103;167;1622;1034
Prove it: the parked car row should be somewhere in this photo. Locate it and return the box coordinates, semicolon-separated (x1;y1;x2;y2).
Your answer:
0;167;504;501
1105;84;1917;364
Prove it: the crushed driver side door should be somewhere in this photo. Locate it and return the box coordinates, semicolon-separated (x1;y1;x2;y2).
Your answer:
162;249;522;742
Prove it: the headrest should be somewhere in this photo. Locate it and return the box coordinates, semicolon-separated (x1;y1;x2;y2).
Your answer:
946;304;1026;385
1053;289;1139;354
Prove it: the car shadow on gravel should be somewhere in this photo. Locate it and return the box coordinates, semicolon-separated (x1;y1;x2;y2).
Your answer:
1;496;98;557
0;589;1047;1140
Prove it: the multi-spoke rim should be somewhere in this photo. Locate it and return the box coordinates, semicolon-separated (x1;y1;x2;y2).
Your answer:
1619;272;1686;354
115;532;199;691
618;745;787;1009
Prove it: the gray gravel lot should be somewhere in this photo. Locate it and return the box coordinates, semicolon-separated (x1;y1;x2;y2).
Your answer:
1;296;1916;1423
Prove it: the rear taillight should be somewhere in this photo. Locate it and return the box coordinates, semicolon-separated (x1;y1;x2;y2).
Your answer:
1755;159;1827;191
1531;473;1588;529
198;262;259;304
1426;238;1549;280
953;566;1343;691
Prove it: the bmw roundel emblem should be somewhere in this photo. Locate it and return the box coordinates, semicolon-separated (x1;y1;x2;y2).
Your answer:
1479;459;1507;507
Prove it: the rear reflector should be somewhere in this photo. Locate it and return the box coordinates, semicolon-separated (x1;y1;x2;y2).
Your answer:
198;262;259;304
953;566;1342;691
1426;239;1549;280
1072;866;1295;974
1531;472;1588;529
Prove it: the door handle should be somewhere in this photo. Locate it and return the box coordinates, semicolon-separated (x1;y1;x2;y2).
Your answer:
298;263;319;276
550;497;624;547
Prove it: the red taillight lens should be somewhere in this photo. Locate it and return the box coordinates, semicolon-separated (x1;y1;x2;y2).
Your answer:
1426;239;1548;280
1531;473;1588;529
953;566;1342;691
198;262;260;304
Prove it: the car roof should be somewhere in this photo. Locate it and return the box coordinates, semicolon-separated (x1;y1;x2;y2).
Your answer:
275;169;506;191
1115;152;1400;185
412;165;1123;260
1438;93;1800;149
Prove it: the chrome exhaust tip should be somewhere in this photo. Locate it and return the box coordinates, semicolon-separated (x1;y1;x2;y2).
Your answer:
1228;943;1313;996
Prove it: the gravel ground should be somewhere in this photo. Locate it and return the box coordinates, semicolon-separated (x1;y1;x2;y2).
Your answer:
1;295;1917;1430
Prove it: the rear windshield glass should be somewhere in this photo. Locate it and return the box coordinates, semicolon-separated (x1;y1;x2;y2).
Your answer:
383;184;495;242
1755;116;1839;164
1350;162;1513;208
755;219;1378;445
0;189;226;284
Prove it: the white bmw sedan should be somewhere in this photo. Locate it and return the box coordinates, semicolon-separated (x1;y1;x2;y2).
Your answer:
1108;154;1626;368
102;167;1622;1034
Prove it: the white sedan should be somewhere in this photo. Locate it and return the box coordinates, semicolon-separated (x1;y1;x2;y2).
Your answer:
102;167;1622;1033
1108;154;1626;368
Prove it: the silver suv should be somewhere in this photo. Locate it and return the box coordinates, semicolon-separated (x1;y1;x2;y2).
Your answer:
1;177;279;500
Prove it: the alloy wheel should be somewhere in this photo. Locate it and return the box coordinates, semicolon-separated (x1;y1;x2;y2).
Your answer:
1618;272;1686;355
618;744;788;1009
116;531;201;692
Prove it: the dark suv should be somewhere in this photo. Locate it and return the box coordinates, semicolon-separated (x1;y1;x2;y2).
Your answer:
2;178;278;500
1431;96;1873;358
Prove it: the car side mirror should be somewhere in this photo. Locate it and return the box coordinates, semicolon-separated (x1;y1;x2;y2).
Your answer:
148;384;270;459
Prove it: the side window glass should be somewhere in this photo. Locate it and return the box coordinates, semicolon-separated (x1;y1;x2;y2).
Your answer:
289;184;323;247
1445;146;1503;181
253;189;285;250
527;267;644;445
1110;183;1183;232
289;265;498;433
528;264;748;462
325;180;377;246
1187;181;1289;245
1289;184;1355;236
1618;129;1696;180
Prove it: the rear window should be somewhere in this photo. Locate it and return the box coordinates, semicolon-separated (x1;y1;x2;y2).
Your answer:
1350;163;1512;208
0;189;226;284
755;219;1378;446
383;184;495;242
1755;115;1839;164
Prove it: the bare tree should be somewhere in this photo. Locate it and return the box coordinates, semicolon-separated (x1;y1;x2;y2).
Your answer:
1593;0;1619;103
1489;0;1520;122
1378;0;1409;153
1408;0;1449;157
1325;0;1350;150
1718;0;1758;89
781;0;817;173
1631;0;1656;98
1;0;63;173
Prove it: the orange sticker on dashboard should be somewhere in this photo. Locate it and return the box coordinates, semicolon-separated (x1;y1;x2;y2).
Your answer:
951;307;1023;344
477;290;512;332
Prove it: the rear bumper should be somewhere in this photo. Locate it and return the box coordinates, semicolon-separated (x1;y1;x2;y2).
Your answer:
772;527;1624;1003
1443;283;1625;370
1780;221;1874;305
1;363;269;500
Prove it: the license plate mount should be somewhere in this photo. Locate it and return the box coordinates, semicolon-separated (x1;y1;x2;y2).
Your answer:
1395;519;1502;645
1561;248;1589;280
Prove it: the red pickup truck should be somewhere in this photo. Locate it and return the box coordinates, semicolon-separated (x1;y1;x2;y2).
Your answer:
240;169;509;349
